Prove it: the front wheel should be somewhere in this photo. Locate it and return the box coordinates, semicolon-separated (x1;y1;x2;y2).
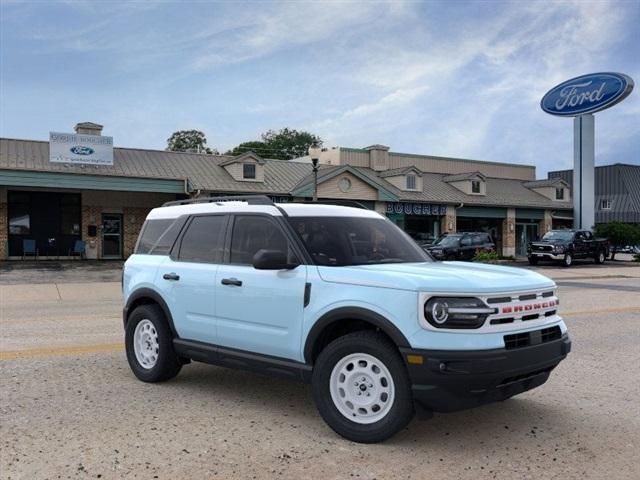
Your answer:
595;250;606;264
311;331;414;443
562;253;573;267
125;304;182;383
528;256;539;265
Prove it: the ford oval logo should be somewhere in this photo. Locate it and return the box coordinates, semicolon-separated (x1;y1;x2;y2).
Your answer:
70;146;95;155
541;72;633;116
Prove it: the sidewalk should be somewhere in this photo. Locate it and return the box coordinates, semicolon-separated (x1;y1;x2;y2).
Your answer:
0;260;123;285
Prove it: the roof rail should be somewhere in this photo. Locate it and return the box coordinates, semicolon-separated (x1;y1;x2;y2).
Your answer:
162;195;275;207
299;199;369;210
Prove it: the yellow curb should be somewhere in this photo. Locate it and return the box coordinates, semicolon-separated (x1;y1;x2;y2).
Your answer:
0;343;123;361
561;306;640;317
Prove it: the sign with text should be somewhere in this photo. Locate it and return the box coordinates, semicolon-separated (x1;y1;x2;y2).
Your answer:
540;72;634;117
386;202;447;216
49;132;114;165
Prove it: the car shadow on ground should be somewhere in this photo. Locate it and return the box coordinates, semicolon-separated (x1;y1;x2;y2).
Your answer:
129;358;575;447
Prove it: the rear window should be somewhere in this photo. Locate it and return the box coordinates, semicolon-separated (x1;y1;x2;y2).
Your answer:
135;217;186;255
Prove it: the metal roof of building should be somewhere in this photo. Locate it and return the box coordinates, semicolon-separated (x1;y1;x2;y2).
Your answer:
1;137;572;210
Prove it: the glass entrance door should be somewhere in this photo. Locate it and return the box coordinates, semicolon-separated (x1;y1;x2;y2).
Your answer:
516;223;538;257
102;213;122;259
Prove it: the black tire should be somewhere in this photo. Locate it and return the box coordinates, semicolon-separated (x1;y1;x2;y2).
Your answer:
125;304;182;383
562;253;573;267
594;250;606;264
311;331;414;443
528;256;539;265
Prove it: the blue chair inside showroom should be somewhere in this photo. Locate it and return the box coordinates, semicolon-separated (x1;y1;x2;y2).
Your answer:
69;240;86;260
22;239;38;261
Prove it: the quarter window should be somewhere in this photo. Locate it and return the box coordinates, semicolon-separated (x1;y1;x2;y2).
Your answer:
243;163;256;179
178;215;226;263
230;216;289;264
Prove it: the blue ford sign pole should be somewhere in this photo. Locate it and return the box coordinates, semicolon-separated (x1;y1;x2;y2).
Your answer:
541;72;633;230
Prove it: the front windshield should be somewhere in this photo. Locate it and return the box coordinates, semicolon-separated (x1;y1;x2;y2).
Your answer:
433;235;461;247
542;231;574;241
289;216;430;266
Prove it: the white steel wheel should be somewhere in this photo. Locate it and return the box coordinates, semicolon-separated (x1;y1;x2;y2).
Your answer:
329;353;395;424
133;319;160;369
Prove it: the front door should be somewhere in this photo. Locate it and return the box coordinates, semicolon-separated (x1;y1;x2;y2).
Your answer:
516;223;539;257
215;215;307;360
102;213;122;259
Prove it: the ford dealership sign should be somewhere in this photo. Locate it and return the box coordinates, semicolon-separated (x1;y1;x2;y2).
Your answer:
541;72;634;116
50;132;113;165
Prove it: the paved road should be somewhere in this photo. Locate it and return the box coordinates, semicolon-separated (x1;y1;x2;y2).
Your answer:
1;264;639;479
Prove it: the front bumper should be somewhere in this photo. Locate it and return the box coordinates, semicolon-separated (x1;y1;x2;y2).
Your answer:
400;333;571;413
529;251;564;260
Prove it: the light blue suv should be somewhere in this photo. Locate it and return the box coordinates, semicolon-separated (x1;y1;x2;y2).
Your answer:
123;195;570;443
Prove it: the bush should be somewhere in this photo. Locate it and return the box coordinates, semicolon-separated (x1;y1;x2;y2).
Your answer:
473;251;500;263
593;222;640;260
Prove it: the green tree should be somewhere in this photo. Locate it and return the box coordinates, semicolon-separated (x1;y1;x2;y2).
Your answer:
594;222;640;260
226;128;322;160
166;130;217;154
225;141;268;157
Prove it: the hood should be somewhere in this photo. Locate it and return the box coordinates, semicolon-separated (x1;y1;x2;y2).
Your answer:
316;262;555;293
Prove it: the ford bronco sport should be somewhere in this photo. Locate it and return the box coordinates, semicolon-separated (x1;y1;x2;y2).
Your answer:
123;196;571;443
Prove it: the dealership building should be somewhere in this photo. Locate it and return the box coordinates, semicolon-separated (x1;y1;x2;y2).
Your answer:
1;122;576;261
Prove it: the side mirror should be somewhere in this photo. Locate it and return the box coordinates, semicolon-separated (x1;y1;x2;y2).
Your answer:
252;249;299;270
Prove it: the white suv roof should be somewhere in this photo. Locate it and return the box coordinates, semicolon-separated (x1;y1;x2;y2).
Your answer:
146;201;382;220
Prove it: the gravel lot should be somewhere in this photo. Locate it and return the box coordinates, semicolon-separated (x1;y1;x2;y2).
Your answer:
1;261;639;479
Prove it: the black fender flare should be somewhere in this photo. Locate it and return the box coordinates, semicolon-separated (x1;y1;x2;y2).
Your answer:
303;307;411;363
123;288;179;338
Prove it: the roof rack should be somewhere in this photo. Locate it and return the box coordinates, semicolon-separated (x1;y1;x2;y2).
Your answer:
162;195;275;207
300;199;368;209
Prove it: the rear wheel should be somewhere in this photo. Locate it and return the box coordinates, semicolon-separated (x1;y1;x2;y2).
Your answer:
125;304;182;382
311;331;414;443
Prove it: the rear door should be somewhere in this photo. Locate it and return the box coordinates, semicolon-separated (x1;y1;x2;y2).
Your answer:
459;235;474;260
215;214;307;360
157;214;227;344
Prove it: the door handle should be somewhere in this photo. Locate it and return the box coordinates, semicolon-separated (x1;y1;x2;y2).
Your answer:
221;278;242;287
163;272;180;281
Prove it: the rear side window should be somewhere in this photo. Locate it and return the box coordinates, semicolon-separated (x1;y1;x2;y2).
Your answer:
460;236;472;247
178;215;226;263
472;235;484;246
136;218;185;255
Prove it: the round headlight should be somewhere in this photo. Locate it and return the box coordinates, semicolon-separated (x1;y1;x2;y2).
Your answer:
430;300;449;324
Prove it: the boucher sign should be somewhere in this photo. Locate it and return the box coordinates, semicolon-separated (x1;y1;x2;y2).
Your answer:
386;202;447;216
540;72;634;117
49;132;114;166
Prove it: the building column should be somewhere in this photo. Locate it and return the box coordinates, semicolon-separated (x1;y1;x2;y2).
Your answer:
82;205;102;259
539;210;553;238
502;208;516;257
0;189;7;260
440;205;456;234
374;201;387;215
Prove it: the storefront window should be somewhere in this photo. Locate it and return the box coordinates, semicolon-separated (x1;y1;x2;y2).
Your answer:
9;208;30;234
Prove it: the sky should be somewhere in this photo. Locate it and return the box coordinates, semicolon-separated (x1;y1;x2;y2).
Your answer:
1;0;638;177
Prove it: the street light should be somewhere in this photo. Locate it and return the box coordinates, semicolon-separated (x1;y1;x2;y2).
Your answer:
308;144;322;202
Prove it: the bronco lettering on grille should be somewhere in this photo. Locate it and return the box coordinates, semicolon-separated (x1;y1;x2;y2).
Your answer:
502;300;556;314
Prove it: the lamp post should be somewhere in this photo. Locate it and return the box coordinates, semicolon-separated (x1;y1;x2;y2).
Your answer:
308;145;321;202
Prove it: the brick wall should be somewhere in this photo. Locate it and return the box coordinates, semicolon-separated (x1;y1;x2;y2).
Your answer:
539;210;553;237
440;205;457;233
123;207;151;258
81;205;103;259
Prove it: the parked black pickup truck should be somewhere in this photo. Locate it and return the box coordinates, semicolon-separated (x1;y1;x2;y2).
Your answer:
528;230;609;267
